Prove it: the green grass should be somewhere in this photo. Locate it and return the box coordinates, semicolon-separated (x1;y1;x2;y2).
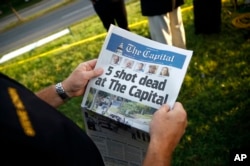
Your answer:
0;0;250;165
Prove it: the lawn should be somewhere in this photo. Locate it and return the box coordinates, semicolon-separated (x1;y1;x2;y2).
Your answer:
0;0;249;165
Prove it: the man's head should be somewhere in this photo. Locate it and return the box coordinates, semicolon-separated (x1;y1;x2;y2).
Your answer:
148;65;157;74
137;63;144;69
112;55;120;64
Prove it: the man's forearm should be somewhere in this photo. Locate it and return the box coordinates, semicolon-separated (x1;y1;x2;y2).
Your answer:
143;140;173;166
36;85;65;108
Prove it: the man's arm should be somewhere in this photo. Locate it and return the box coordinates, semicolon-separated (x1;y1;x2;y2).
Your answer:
35;84;66;108
36;59;103;108
143;102;187;166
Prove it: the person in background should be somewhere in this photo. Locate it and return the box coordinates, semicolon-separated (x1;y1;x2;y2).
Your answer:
90;0;130;31
140;0;186;49
1;59;187;165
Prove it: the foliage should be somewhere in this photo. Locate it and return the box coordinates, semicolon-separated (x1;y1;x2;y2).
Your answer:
119;101;154;118
0;0;250;165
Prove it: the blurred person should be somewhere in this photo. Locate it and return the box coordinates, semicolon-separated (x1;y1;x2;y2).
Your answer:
1;59;187;165
90;0;130;31
140;0;186;49
193;0;221;34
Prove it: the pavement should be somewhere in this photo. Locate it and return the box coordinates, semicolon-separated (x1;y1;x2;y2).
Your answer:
0;0;66;32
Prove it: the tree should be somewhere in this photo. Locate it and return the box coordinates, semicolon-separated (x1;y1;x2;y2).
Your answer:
4;0;23;21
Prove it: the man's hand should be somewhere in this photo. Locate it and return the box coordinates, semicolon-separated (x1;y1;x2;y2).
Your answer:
143;102;187;166
62;59;103;98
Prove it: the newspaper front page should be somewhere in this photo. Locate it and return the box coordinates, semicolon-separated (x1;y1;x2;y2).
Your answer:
81;24;193;165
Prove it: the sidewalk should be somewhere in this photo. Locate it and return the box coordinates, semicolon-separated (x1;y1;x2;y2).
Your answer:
0;0;66;32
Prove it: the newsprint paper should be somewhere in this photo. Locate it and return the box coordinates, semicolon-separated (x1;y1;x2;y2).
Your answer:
81;24;193;166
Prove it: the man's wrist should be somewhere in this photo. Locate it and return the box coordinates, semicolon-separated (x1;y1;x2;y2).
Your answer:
144;141;172;166
150;139;174;157
55;82;70;101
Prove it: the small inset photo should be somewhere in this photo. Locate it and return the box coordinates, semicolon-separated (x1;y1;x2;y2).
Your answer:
159;67;170;77
110;54;122;65
146;65;158;74
123;59;134;69
134;62;145;72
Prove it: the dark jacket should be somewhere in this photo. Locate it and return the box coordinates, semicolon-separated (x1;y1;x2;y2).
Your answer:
0;73;105;166
140;0;185;16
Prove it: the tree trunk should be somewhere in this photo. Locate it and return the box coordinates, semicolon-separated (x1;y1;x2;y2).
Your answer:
6;0;23;21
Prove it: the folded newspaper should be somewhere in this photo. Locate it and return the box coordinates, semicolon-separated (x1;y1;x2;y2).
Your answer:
81;25;193;165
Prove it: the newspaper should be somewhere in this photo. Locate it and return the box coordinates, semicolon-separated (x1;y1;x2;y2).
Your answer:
81;24;193;165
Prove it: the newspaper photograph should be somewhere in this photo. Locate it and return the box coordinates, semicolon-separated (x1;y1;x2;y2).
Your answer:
81;24;193;133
